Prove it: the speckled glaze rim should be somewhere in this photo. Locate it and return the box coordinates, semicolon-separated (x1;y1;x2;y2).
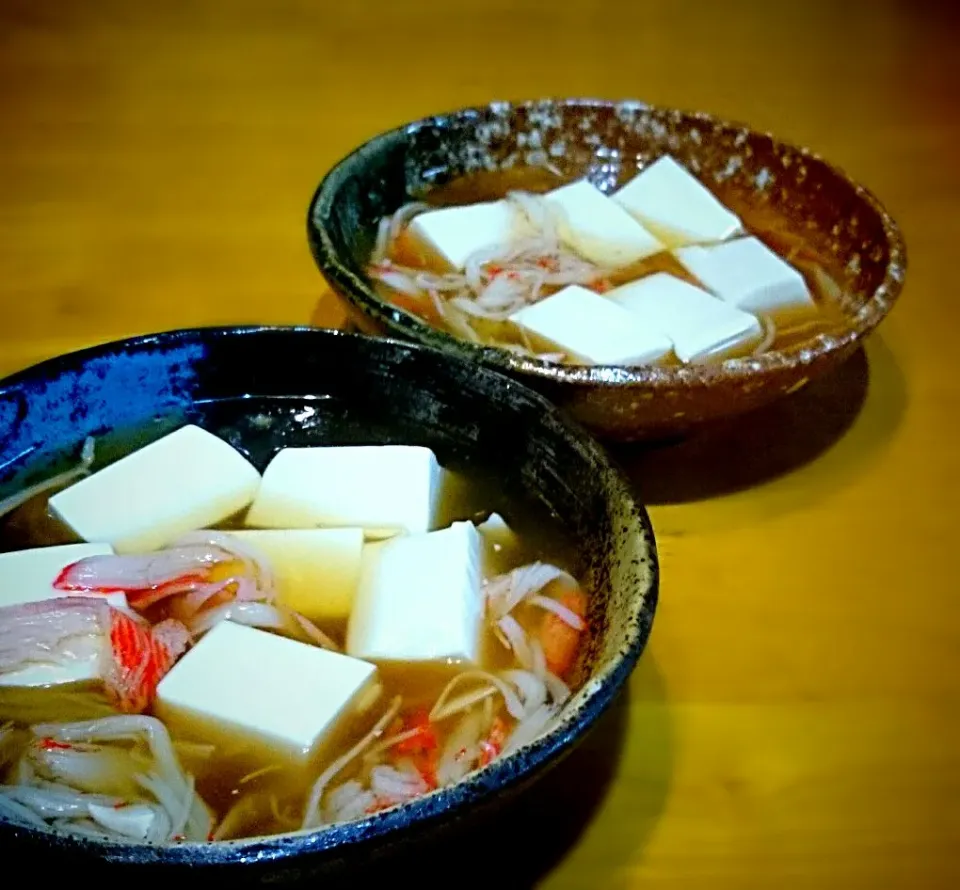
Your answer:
308;97;908;388
0;325;659;868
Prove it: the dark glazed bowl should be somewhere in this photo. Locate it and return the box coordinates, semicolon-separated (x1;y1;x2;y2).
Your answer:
307;98;907;441
0;326;657;884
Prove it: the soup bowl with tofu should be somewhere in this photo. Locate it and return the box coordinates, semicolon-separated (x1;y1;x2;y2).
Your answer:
0;325;657;883
308;98;907;441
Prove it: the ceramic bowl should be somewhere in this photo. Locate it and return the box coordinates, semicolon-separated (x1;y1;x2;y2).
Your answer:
307;98;907;441
0;326;657;883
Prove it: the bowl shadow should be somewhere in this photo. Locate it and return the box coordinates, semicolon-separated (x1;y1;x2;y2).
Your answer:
609;335;905;507
323;655;671;889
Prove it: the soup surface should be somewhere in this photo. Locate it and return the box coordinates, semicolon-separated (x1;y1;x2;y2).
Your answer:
0;409;588;843
366;163;852;364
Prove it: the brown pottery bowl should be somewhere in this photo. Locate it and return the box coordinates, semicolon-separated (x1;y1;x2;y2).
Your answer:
307;98;906;441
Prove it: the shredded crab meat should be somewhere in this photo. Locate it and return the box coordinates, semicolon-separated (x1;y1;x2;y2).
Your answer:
17;715;213;842
484;561;580;621
53;531;277;623
366;191;613;355
184;601;339;650
324;780;376;824
1;784;121;818
301;696;402;830
0;437;95;520
388;201;430;241
430;671;526;723
436;709;486;787
504;703;562;755
527;593;586;631
27;738;145;797
495;614;534;670
753;314;777;357
0;597;189;715
368;764;429;806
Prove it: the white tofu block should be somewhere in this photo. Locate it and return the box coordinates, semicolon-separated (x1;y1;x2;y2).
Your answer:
613;155;743;246
220;528;364;623
245;445;443;536
509;284;673;366
346;521;483;664
544;180;664;268
0;543;132;688
48;425;261;555
155;620;378;763
674;237;816;316
0;634;105;689
406;200;535;270
0;543;127;611
608;273;762;363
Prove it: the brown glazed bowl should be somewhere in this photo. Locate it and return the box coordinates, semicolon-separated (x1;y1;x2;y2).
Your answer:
307;98;907;442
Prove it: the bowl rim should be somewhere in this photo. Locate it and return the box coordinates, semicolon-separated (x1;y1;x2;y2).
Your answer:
307;96;908;389
0;324;659;868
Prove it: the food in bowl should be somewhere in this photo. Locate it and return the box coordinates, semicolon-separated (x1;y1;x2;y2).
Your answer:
367;155;848;367
0;424;589;844
309;99;906;440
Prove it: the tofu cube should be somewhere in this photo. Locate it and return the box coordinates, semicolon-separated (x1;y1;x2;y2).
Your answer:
220;528;364;624
48;425;261;554
0;633;106;689
674;236;816;317
613;155;743;247
0;543;131;688
607;273;762;363
245;445;443;536
406;200;535;270
155;620;378;764
0;543;126;611
544;180;664;268
509;284;673;366
346;521;483;664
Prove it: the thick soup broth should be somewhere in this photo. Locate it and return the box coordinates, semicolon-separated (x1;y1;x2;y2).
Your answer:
0;410;586;842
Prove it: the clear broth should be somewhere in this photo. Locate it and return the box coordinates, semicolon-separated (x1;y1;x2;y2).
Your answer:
374;167;852;361
0;411;583;840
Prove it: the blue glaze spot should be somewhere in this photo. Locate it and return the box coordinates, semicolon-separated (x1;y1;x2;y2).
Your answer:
0;338;204;491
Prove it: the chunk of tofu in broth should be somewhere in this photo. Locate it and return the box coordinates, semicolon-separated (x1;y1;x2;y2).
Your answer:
0;595;189;717
245;445;444;536
543;180;664;268
346;521;484;665
674;236;817;320
509;284;673;366
155;620;380;769
0;544;135;690
218;528;364;626
612;155;744;247
0;543;126;611
405;199;537;270
48;425;262;554
607;273;763;363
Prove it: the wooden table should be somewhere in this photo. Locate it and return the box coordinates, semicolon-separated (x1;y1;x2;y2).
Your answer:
1;1;957;886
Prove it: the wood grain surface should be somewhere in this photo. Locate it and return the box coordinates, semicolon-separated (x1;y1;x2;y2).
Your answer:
1;2;957;887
